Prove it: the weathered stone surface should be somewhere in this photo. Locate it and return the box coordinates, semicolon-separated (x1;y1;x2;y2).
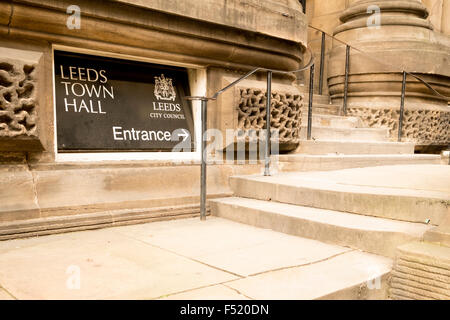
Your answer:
0;161;264;239
0;287;14;300
0;217;391;299
0;164;40;222
0;47;43;151
229;165;450;225
278;154;441;172
226;250;392;300
237;88;303;149
327;0;450;151
347;106;450;145
211;196;431;258
211;75;304;152
2;0;305;72
390;241;450;300
424;214;450;248
114;0;308;44
295;140;414;155
159;284;249;300
0;203;207;241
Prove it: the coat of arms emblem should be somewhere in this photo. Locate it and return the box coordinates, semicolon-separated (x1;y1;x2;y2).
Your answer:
154;74;176;101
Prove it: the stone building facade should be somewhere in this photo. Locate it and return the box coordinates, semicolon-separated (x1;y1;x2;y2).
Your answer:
0;0;448;239
0;0;308;237
306;0;450;148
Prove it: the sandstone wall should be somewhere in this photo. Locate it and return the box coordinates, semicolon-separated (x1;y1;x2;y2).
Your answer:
0;0;307;238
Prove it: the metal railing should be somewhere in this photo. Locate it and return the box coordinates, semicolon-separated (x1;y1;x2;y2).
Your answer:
186;49;315;220
187;24;450;221
309;25;450;141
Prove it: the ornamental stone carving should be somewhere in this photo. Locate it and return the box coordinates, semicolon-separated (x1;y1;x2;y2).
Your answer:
0;61;37;138
237;88;303;150
0;47;43;151
347;107;450;145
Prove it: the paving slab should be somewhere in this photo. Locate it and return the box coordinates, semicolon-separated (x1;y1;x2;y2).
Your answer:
226;250;392;300
0;217;357;299
159;284;249;300
0;288;15;300
114;217;350;277
0;227;237;300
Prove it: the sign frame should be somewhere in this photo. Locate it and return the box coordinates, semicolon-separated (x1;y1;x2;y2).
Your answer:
51;45;205;162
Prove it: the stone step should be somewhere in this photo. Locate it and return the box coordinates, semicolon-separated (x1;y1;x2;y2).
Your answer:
229;165;450;225
225;249;392;300
210;197;431;258
390;242;450;300
301;103;341;115
302;93;331;105
296;140;414;155
0;203;210;240
299;125;389;141
308;114;364;128
276;154;442;172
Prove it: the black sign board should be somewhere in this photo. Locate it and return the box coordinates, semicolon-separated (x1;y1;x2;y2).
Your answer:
54;50;195;151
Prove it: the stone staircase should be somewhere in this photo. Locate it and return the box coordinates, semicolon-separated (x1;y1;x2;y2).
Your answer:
276;93;442;172
298;94;412;153
207;93;448;299
209;162;449;299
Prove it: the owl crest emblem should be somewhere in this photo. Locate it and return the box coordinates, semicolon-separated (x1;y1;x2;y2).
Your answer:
154;74;176;101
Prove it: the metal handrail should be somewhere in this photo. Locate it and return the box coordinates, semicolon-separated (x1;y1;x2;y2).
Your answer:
188;24;449;221
308;24;450;102
308;24;449;142
186;47;315;220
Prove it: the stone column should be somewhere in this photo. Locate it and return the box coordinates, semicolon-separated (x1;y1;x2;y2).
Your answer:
421;0;443;32
328;0;450;149
442;0;450;35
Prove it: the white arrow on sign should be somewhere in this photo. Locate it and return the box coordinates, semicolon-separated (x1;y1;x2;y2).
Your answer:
178;128;190;141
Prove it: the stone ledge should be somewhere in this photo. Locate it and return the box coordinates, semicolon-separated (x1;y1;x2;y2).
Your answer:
1;1;304;72
0;203;210;241
424;213;450;247
0;161;260;224
390;241;450;300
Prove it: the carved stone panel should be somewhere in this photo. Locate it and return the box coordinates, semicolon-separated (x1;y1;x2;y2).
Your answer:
347;106;450;146
237;88;303;151
0;47;43;151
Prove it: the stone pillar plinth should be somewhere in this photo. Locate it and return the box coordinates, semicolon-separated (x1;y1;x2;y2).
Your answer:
328;0;450;148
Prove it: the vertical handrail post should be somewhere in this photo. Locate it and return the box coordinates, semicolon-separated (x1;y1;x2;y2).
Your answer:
264;71;272;176
200;98;207;220
448;145;450;165
398;71;407;142
319;31;326;95
448;144;450;165
307;64;315;140
343;45;350;116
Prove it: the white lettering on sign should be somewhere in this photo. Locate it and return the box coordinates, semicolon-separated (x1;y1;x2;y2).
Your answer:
152;102;181;112
64;98;106;114
112;126;173;142
60;66;107;83
60;65;112;115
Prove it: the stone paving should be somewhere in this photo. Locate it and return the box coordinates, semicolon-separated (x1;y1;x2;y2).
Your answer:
0;217;391;300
